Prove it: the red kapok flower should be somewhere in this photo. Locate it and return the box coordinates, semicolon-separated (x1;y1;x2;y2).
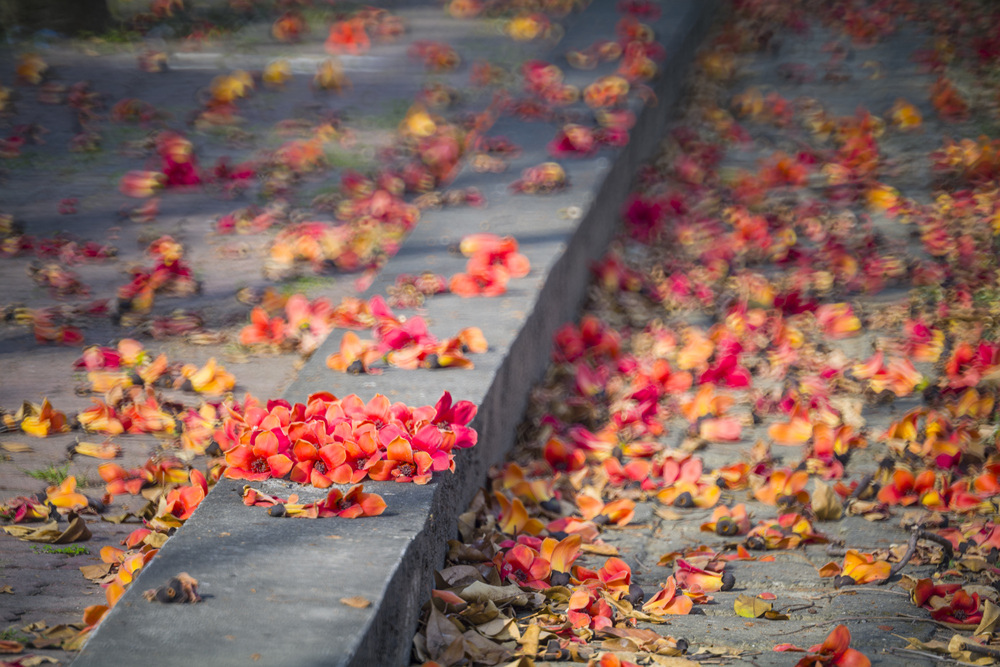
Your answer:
223;429;294;481
318;484;386;518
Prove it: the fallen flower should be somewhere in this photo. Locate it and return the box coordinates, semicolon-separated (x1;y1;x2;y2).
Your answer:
642;576;692;615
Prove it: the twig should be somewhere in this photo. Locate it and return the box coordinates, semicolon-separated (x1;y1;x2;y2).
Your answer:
781;601;816;614
957;638;1000;660
849;473;874;500
885;647;961;664
881;526;920;583
919;530;955;563
879;527;954;584
772;614;951;636
893;613;960;631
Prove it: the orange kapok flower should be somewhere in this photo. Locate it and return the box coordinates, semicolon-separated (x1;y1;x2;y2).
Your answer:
642;575;693;615
657;480;720;509
767;406;813;445
318;484;386;518
263;59;293;88
314;58;351;92
540;534;581;574
326;19;370;55
494;491;545;536
701;504;750;536
674;558;729;593
99;463;151;496
224;430;294;482
162;470;208;521
239;307;287;347
181;358;235;396
596;556;633;594
815;303;862;339
889;99;922;130
272;11;306;42
754;468;809;506
326;331;382;374
876;469;937;506
795;624;871;667
367;435;434;484
931;587;983;626
498;543;552;589
46;476;89;512
839;550;890;585
20;398;70;437
16;53;48;84
77;399;127;435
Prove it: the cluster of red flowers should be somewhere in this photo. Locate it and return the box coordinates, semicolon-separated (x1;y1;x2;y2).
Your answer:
116;235;199;316
449;233;531;297
218;391;477;486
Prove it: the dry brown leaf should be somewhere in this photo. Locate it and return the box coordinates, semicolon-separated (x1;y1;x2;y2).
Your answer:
425;605;464;664
79;563;113;581
734;594;772;618
143;532;170;548
581;543;619;556
518;623;541;657
462;629;511;664
339;596;371;609
0;585;12;594
2;515;91;544
648;657;700;666
0;639;23;654
812;480;843;521
976;600;1000;636
460;581;531;606
655;508;682;520
1;442;33;453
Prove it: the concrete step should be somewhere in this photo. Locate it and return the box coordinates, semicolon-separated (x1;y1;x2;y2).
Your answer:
71;1;719;664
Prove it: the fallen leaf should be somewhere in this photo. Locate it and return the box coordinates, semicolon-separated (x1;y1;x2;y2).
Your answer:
812;480;843;521
460;581;530;606
2;515;91;543
339;596;371;609
581;543;619;556
0;585;12;594
734;594;773;618
79;563;114;581
975;600;1000;635
142;532;170;548
0;639;22;653
1;443;33;453
425;605;464;662
518;623;541;657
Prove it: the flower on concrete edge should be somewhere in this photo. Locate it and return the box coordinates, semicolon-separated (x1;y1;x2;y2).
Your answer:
318;484;386;518
367;434;434;484
224;428;294;482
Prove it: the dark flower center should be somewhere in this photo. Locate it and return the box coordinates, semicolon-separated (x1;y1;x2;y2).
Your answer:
953;608;968;621
250;457;269;474
336;498;353;511
314;461;328;474
398;463;415;477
